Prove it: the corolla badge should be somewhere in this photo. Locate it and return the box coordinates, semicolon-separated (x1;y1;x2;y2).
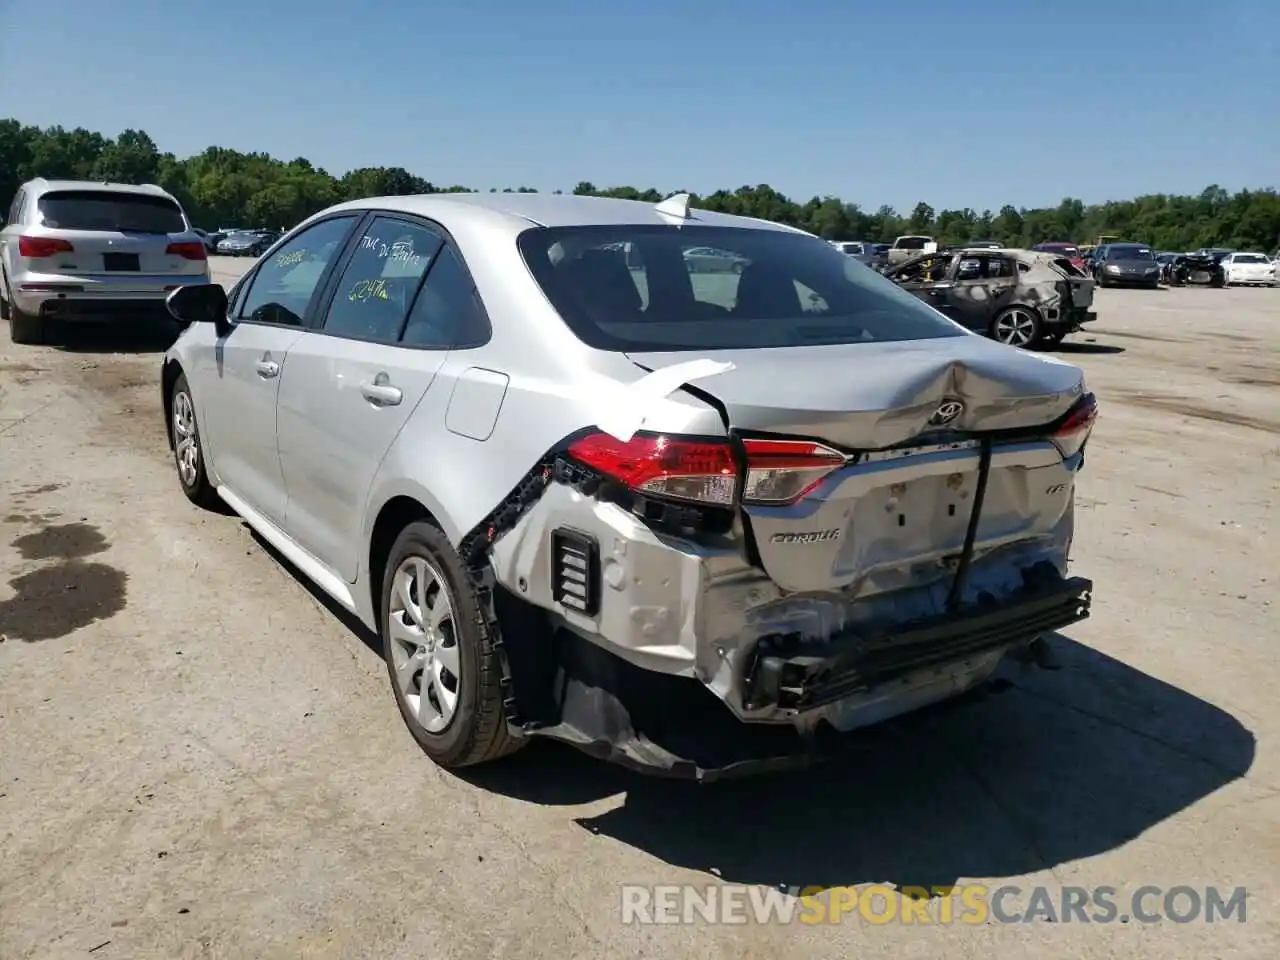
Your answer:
928;399;965;426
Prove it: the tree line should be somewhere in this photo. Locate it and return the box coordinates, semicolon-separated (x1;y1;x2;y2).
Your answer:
3;118;1278;253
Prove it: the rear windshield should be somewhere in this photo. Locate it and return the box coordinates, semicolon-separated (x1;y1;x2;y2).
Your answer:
516;225;970;351
1233;253;1269;263
36;190;186;234
895;236;931;250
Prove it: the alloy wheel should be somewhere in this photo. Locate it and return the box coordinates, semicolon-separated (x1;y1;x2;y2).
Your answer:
387;555;461;734
994;308;1038;347
172;389;200;487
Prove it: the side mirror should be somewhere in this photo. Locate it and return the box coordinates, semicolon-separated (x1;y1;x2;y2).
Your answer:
167;282;230;336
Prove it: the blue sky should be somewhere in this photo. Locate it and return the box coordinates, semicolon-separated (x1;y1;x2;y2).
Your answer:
2;0;1276;212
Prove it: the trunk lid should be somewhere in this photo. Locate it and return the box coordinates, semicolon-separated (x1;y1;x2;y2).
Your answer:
33;228;207;277
627;337;1086;594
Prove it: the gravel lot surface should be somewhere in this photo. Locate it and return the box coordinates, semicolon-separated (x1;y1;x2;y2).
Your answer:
1;257;1277;958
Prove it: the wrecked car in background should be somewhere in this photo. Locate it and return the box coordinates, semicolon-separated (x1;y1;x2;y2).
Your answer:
160;191;1096;780
1167;251;1226;287
883;246;1096;348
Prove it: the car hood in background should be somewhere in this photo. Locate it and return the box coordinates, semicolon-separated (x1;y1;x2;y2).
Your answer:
1104;258;1157;269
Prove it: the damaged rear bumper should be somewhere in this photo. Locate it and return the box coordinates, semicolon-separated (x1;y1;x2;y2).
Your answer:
742;571;1092;711
518;569;1093;781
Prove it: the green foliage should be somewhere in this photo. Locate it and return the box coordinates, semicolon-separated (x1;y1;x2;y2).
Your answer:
3;118;1278;252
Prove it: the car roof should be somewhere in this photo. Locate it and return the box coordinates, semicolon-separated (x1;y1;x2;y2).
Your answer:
23;177;178;200
317;192;814;235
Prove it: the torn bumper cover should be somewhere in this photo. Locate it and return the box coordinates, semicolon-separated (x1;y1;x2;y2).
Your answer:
521;569;1093;781
742;571;1092;711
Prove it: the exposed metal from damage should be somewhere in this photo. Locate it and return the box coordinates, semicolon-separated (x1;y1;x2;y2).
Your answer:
474;347;1096;777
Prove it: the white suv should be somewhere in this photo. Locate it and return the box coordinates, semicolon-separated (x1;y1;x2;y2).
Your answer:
1;178;211;344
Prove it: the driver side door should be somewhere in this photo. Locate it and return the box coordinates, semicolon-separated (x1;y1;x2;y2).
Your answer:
889;254;961;320
198;215;360;525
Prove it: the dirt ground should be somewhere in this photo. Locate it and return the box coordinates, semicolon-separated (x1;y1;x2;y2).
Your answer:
1;258;1277;959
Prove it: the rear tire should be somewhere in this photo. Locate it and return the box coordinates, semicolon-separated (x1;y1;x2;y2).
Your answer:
991;306;1041;348
3;273;44;345
8;304;44;345
381;520;523;769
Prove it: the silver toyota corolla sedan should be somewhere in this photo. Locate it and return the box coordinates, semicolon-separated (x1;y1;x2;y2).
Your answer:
161;191;1097;779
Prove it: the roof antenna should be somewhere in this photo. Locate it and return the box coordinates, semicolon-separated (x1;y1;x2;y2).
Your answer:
654;192;693;220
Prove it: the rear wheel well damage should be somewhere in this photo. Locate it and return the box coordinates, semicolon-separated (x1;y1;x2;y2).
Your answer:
366;455;562;732
367;495;438;632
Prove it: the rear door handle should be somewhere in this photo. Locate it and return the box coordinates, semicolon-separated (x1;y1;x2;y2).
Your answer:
360;380;402;406
256;360;280;378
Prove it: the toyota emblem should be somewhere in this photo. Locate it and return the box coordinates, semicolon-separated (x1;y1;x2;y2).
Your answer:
928;399;965;426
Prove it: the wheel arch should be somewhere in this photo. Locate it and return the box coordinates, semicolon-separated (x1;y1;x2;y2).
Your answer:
161;357;184;450
366;494;443;632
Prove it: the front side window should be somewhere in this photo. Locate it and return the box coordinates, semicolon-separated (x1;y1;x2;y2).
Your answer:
36;190;186;234
517;225;970;351
894;254;953;283
956;256;1014;279
237;216;357;327
320;218;443;343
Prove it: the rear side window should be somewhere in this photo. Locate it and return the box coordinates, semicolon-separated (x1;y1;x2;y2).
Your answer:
517;225;969;351
320;218;443;343
400;245;491;349
36;190;186;234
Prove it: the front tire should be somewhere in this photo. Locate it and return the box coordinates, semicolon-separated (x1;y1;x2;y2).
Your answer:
170;372;222;510
991;306;1041;348
381;521;522;769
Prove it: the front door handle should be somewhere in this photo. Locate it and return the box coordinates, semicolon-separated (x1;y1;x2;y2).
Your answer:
256;359;280;378
360;380;402;406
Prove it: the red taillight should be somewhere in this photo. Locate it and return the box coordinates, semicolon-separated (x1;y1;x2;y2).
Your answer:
166;241;207;260
1051;392;1098;458
567;433;738;505
566;432;850;508
741;438;847;505
18;235;74;258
